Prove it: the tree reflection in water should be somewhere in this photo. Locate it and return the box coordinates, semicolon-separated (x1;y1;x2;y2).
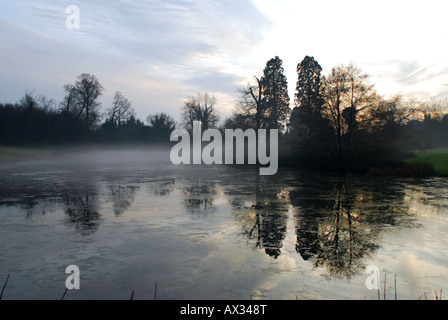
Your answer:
229;174;289;259
109;185;138;216
181;179;217;214
22;198;56;220
0;162;420;281
64;189;101;234
227;170;414;279
303;182;381;279
147;178;175;197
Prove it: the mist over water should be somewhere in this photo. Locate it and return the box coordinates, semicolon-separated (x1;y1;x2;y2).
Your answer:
1;147;448;300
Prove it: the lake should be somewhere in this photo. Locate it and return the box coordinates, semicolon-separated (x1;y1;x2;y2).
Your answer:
1;148;447;300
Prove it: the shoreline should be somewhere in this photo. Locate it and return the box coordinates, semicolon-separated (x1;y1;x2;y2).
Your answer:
1;144;447;178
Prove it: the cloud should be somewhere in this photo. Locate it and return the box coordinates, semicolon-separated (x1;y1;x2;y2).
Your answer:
2;0;448;120
0;0;271;120
358;57;448;101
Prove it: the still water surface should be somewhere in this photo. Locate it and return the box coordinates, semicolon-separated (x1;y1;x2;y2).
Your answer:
1;149;447;300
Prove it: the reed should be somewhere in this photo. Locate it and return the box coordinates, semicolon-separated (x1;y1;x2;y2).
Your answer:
154;281;157;300
394;273;397;300
0;274;10;300
61;288;68;300
377;272;397;300
419;289;443;300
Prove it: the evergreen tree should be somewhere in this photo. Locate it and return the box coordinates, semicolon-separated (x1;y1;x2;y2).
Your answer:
287;56;331;169
294;55;323;111
260;56;290;130
289;56;324;137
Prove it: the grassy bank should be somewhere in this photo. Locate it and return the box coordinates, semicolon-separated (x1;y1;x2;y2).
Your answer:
405;148;448;176
0;145;53;163
367;148;448;177
2;144;448;178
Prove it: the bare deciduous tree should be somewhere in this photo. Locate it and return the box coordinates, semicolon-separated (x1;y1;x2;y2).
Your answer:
106;91;135;127
321;64;377;167
238;76;265;130
420;98;448;121
368;95;414;130
59;84;80;118
181;93;219;132
73;73;104;129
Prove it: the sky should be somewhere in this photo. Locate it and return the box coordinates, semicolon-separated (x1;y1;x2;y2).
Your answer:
1;0;448;123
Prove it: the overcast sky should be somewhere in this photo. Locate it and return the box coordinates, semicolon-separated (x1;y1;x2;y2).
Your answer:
1;0;447;122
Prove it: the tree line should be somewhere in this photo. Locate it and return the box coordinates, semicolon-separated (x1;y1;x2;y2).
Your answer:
0;73;176;145
224;56;448;173
1;56;447;173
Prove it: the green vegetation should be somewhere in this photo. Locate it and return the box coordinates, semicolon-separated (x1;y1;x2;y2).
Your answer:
0;145;52;162
405;148;448;176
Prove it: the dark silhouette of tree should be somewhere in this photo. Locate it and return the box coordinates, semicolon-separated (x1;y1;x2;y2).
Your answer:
59;84;79;118
73;73;104;129
121;115;146;139
106;91;135;128
181;93;219;132
146;112;176;143
287;56;331;168
260;56;290;130
20;90;39;114
100;92;145;144
237;76;266;130
56;83;89;142
396;98;448;151
320;64;377;170
1;62;447;173
221;112;256;131
294;56;323;111
12;91;57;144
355;95;415;166
369;95;412;129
